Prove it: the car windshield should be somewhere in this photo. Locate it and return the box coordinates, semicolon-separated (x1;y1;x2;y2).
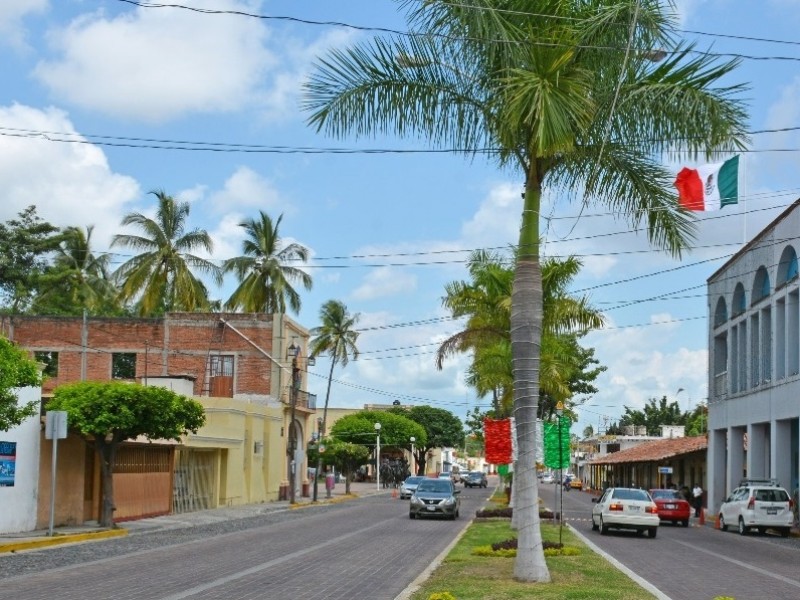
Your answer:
404;476;423;485
417;481;453;494
755;489;790;502
650;490;680;500
612;488;650;501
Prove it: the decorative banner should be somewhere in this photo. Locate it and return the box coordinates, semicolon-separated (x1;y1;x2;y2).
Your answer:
483;418;513;465
0;441;16;487
543;417;571;469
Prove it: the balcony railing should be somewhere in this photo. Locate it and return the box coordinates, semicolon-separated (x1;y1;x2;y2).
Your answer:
714;371;728;398
283;387;317;410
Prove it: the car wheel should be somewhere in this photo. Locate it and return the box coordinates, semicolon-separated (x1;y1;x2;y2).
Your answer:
757;527;766;535
409;512;415;519
649;527;658;538
591;516;599;531
781;527;791;538
719;514;727;531
682;520;689;527
599;516;609;535
738;517;748;536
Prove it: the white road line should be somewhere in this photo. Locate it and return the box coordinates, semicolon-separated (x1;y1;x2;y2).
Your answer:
672;539;800;588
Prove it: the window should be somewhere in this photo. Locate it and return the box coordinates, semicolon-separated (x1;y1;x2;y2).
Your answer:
732;283;746;317
34;351;59;377
777;246;799;287
112;352;137;379
752;266;770;304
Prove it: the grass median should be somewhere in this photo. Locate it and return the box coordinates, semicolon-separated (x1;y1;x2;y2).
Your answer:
407;493;657;600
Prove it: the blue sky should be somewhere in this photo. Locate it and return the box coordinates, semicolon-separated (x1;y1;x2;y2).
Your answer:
2;0;800;435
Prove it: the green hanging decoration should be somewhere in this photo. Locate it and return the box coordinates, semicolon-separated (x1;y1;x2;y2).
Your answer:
543;416;571;469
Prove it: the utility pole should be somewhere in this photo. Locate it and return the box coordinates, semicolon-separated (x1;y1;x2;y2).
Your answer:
288;344;300;505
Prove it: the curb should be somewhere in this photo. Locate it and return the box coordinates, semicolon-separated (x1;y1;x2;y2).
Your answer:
0;528;128;554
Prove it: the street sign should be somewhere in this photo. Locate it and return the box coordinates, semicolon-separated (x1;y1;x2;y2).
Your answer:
45;411;67;440
658;466;673;474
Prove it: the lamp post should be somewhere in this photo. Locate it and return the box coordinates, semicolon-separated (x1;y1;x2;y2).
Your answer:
410;436;415;476
556;401;564;546
375;422;382;491
287;342;300;505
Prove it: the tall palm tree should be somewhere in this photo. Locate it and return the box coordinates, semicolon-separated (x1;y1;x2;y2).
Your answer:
223;211;312;314
111;190;221;316
34;225;118;314
304;0;747;581
308;299;360;501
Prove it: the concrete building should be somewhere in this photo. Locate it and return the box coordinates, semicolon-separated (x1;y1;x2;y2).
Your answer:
1;312;316;526
707;200;800;513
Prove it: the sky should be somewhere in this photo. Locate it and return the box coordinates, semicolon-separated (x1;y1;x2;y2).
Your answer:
3;0;800;436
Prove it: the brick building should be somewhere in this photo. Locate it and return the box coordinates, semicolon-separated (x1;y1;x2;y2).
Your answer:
1;312;316;526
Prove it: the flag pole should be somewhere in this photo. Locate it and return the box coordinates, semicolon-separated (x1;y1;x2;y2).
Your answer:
742;153;747;244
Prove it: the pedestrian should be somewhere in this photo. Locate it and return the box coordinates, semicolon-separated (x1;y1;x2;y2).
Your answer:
692;483;703;517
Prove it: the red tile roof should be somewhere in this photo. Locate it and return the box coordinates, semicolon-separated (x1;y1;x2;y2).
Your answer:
590;435;707;465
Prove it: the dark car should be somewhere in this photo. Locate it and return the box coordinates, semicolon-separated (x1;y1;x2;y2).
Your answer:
649;489;691;527
409;478;461;520
464;471;488;488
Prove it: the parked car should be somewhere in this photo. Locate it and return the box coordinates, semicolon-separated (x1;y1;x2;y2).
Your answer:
569;478;583;490
649;489;691;527
591;487;660;538
409;478;461;520
540;473;555;484
718;479;794;537
464;471;488;488
400;475;425;499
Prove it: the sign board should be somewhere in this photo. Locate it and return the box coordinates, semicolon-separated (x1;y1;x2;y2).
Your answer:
45;411;68;440
658;466;673;474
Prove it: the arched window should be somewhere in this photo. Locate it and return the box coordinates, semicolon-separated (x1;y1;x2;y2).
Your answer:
732;283;746;317
777;246;799;287
714;297;728;327
752;266;770;304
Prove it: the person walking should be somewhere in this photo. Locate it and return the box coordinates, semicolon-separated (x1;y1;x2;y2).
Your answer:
692;483;703;517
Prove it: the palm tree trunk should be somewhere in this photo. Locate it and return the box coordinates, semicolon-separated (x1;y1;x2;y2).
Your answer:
512;176;550;583
313;357;337;501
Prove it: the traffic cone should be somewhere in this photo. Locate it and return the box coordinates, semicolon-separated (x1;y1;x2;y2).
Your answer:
391;488;398;499
699;508;705;526
714;513;721;529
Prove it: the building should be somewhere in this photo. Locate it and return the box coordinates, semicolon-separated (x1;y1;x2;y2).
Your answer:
706;199;800;512
1;312;316;527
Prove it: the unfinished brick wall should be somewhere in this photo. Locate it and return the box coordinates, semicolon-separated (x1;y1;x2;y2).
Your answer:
0;313;281;397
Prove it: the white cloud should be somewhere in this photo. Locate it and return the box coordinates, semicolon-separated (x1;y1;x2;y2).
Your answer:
461;181;521;246
351;267;417;301
0;0;47;50
33;0;276;123
0;103;140;248
207;166;286;213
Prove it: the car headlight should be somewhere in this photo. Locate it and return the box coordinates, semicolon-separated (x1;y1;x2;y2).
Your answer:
410;496;424;506
441;497;455;506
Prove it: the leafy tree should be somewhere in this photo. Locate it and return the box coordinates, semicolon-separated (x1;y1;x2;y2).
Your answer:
305;0;746;581
0;337;42;431
111;190;221;316
48;381;206;526
619;396;688;436
223;211;312;314
583;424;595;438
32;225;120;316
389;405;463;475
310;439;370;495
0;206;61;312
308;299;360;500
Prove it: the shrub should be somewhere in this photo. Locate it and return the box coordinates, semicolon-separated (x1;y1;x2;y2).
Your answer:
472;538;579;558
427;593;457;600
474;507;554;519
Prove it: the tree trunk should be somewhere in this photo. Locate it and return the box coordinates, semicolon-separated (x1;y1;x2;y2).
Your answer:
96;438;118;528
512;176;550;583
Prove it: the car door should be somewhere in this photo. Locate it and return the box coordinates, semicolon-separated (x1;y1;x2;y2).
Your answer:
593;489;611;522
721;487;745;522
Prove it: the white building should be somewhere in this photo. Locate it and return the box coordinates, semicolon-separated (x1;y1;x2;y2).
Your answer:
707;200;800;512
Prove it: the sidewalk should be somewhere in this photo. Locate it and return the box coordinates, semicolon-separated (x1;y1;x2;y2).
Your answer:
0;479;386;554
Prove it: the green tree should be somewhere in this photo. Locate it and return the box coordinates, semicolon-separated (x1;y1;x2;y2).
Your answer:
309;299;360;500
0;206;61;312
310;439;370;495
619;396;688;436
305;0;746;581
0;337;42;431
583;424;595;439
32;225;120;316
223;211;312;314
111;190;221;316
389;405;463;475
48;381;206;526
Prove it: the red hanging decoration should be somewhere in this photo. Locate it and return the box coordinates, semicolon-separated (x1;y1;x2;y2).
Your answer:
483;418;512;465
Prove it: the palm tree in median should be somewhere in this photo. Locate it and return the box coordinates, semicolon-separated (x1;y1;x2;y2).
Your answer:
309;299;360;501
223;211;312;314
304;0;747;582
112;190;221;315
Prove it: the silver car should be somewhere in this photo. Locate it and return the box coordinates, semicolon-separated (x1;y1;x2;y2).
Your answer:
400;475;424;499
409;478;461;520
591;487;660;538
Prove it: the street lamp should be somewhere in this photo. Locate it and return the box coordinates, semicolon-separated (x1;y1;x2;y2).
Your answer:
410;436;416;476
556;401;564;546
375;422;382;491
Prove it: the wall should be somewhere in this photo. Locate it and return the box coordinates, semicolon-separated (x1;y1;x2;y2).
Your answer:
0;387;41;534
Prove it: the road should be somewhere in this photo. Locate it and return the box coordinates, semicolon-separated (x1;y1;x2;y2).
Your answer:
538;483;800;600
0;486;491;600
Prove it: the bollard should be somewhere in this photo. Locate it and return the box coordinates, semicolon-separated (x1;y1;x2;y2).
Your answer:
714;513;721;529
699;508;705;526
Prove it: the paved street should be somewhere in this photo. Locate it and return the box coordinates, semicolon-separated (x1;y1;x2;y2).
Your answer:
538;483;800;600
0;483;492;600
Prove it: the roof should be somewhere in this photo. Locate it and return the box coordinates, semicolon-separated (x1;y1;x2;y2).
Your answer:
590;435;707;465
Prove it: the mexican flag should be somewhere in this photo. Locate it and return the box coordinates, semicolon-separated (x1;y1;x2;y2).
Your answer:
674;155;739;211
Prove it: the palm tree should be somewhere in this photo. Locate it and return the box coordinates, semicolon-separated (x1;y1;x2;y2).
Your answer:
111;190;221;316
34;225;118;314
308;299;360;501
304;0;747;581
223;211;312;314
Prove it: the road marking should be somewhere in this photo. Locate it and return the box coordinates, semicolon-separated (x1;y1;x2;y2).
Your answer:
672;539;800;588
